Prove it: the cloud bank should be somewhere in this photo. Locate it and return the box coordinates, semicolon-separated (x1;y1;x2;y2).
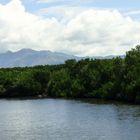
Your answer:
0;0;139;56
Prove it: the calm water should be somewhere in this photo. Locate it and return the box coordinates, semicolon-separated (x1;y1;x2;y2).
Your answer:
0;99;140;140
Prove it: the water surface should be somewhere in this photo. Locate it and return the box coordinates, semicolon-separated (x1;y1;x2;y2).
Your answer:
0;99;140;140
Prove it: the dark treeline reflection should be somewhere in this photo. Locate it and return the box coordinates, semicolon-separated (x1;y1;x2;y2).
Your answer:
0;45;140;103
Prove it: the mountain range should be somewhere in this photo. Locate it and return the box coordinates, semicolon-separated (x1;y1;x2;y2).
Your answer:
0;49;125;68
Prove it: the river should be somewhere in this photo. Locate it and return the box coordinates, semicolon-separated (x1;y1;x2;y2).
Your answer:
0;99;140;140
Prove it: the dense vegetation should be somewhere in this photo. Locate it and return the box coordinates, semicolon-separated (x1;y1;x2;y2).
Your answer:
0;46;140;103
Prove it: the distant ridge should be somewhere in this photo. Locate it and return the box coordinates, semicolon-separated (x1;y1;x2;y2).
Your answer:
0;49;125;68
0;49;80;68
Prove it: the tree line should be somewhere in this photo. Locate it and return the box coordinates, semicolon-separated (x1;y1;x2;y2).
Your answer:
0;45;140;103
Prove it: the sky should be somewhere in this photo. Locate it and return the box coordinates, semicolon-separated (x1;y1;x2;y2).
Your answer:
0;0;140;56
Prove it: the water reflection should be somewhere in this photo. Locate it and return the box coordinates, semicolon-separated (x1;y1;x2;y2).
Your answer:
0;99;139;140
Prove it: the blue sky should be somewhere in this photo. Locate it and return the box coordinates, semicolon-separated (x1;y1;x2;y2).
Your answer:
24;0;140;13
26;0;140;21
1;0;140;17
0;0;139;56
25;0;140;10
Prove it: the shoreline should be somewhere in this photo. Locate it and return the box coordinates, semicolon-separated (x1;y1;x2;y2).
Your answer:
0;95;139;105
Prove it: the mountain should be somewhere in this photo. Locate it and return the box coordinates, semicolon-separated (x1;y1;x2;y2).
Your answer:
0;49;80;68
0;48;125;68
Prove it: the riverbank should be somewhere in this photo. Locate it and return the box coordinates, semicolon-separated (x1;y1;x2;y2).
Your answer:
1;95;139;105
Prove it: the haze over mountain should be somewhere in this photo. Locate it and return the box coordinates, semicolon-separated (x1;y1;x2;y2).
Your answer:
0;49;125;68
0;49;80;68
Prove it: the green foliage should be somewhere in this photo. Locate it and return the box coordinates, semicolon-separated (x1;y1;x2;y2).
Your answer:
71;79;85;97
48;69;71;97
0;46;139;103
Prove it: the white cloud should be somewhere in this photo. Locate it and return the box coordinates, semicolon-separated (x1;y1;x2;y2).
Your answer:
0;0;140;56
